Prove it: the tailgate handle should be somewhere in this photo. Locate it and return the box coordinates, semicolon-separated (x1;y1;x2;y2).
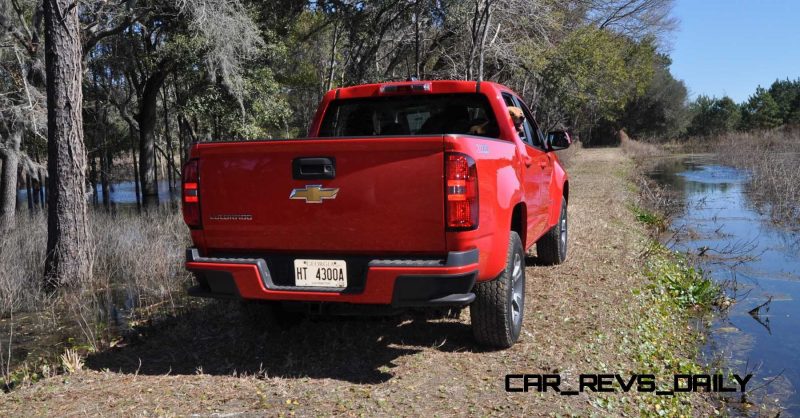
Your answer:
293;157;336;180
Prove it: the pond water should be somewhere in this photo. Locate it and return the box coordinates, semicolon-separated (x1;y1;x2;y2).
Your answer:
16;180;179;207
648;154;800;415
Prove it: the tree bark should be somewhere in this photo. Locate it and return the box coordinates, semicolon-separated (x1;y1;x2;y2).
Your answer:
90;154;98;206
39;168;47;208
101;150;110;211
130;130;141;212
326;22;339;92
43;0;93;288
25;173;34;214
414;0;420;78
477;3;492;82
32;173;41;209
162;86;175;192
137;69;169;208
0;131;22;232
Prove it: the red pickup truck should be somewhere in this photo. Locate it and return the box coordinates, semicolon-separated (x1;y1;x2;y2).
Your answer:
182;80;571;347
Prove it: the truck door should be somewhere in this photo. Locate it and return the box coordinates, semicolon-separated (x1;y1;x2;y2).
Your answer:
513;96;552;243
502;93;548;243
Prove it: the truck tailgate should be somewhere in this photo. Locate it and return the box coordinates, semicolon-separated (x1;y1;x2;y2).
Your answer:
196;137;446;254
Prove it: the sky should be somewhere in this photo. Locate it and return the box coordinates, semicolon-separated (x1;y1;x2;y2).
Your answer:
669;0;800;103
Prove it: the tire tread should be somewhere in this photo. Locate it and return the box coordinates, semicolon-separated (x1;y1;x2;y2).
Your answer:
470;231;522;348
536;199;566;266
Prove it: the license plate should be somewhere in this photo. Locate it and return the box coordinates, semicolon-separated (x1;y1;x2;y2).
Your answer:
294;259;347;288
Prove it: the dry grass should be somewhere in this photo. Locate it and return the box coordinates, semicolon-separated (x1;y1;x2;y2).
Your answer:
0;209;192;388
555;140;582;169
619;131;667;159
91;208;192;311
0;148;716;416
0;209;191;318
712;127;800;229
0;214;47;316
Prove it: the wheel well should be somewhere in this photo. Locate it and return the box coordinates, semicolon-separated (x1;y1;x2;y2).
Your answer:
563;181;569;205
511;202;526;245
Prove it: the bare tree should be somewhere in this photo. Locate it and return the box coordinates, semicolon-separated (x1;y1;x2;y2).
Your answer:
0;1;46;231
0;129;22;232
43;0;93;287
583;0;677;42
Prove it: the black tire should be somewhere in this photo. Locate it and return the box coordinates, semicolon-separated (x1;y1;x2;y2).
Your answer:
470;231;525;348
536;197;568;265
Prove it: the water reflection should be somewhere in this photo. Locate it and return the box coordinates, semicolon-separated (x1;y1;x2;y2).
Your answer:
648;155;800;415
16;180;179;206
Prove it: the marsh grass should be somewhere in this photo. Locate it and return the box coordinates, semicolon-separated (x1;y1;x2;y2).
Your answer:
620;132;667;159
712;127;800;229
0;208;192;389
1;208;191;317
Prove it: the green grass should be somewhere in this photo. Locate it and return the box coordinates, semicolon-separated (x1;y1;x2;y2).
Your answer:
646;249;719;309
631;205;668;232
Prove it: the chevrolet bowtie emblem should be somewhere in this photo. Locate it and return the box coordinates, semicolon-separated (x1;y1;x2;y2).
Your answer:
289;185;339;203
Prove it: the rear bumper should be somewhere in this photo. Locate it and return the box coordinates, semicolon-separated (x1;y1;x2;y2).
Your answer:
185;248;478;308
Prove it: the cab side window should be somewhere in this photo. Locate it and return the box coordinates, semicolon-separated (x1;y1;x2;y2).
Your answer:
502;93;535;146
512;96;545;149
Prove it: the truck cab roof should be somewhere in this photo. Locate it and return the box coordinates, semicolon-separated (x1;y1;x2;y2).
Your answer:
331;80;511;100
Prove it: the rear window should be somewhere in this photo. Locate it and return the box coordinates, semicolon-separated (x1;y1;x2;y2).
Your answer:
318;94;499;138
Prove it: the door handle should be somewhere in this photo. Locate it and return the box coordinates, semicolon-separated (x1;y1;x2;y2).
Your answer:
524;156;533;167
293;157;336;180
539;161;547;169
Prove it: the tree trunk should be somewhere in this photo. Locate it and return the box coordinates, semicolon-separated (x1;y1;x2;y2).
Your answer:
32;174;41;209
137;70;168;208
90;154;98;206
172;74;188;167
0;131;22;231
101;150;110;211
326;22;339;92
130;131;141;212
43;0;93;288
153;140;159;196
414;0;420;78
477;5;492;82
39;169;47;208
178;116;186;167
162;86;175;192
25;173;34;214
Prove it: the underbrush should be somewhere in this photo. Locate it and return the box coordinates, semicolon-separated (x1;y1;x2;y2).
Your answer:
620;132;667;159
555;140;582;169
0;208;191;390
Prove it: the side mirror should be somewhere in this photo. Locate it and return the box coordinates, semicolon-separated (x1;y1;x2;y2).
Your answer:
546;130;571;151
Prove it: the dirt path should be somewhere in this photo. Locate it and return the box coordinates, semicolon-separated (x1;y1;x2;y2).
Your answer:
0;148;712;416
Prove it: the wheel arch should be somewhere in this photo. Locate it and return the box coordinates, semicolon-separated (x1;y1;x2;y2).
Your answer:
510;201;527;248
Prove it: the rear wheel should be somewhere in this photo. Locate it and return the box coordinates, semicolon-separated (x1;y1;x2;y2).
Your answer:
470;231;525;348
536;198;568;265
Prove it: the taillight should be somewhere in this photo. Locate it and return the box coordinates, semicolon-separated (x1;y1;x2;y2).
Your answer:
445;153;479;230
182;159;201;228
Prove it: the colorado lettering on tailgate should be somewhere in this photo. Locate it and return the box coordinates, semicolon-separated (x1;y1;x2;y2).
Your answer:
181;80;571;348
